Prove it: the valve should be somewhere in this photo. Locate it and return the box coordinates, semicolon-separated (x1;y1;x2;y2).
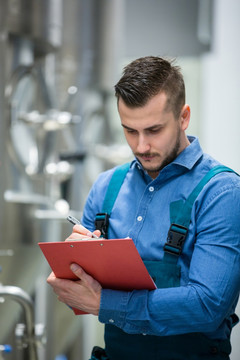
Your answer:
0;345;12;353
0;345;12;359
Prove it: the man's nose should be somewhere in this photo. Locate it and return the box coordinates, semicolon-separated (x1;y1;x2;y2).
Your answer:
137;134;150;153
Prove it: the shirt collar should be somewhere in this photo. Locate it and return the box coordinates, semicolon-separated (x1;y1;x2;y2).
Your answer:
171;136;203;170
130;136;203;173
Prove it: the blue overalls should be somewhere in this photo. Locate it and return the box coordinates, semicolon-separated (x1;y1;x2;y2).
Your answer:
91;164;237;360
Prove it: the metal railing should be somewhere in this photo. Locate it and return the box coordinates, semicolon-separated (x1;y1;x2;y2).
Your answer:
0;285;45;360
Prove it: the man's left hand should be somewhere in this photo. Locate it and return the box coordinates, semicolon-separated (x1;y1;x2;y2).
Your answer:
47;263;102;316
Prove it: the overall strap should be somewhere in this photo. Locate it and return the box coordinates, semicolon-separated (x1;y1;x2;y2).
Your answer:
164;165;236;260
95;162;130;238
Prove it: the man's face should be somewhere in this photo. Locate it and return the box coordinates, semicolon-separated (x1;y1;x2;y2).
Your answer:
119;92;190;178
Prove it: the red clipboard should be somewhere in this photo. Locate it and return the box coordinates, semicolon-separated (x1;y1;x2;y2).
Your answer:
39;238;156;315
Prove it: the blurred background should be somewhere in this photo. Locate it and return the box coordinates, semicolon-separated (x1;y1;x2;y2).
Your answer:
0;0;239;359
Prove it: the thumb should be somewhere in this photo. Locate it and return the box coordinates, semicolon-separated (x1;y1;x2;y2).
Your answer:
70;263;83;278
70;263;101;293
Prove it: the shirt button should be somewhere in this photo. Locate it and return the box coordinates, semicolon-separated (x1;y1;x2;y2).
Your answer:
137;216;143;222
109;319;114;323
149;186;154;192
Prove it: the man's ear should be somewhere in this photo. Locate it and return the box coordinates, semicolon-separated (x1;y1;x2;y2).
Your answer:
180;104;190;131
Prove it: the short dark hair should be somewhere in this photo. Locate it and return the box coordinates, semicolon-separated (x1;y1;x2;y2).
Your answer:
114;56;185;119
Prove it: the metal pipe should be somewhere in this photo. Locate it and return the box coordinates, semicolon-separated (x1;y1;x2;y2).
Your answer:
0;285;38;360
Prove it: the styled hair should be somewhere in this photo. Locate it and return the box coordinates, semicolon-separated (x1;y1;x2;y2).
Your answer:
114;56;185;119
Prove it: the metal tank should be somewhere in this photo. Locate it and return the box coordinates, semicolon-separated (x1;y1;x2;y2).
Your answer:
0;1;129;359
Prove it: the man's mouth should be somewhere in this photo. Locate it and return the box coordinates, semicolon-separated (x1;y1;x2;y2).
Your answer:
136;153;158;161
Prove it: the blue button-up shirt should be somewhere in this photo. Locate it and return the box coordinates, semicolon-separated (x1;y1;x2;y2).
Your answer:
81;136;240;340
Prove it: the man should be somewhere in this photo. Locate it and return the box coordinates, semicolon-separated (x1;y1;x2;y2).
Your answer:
47;56;240;359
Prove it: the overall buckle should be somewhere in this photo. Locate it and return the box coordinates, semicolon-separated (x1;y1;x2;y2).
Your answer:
95;213;109;238
164;223;188;256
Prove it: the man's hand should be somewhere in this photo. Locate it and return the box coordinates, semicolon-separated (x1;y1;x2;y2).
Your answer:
47;263;102;315
66;224;101;240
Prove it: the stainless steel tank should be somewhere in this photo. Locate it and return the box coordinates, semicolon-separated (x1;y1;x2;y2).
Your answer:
0;1;127;359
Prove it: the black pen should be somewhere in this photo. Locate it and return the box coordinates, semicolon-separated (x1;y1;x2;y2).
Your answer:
67;215;99;239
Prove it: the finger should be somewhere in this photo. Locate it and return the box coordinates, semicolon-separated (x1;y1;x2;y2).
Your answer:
73;224;93;237
70;263;100;290
93;230;101;238
47;271;56;283
70;263;85;280
66;233;89;241
47;275;71;297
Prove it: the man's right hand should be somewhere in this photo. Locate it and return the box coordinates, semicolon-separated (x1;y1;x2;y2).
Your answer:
66;224;101;241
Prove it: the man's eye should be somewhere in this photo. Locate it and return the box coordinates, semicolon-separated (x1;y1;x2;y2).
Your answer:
126;129;137;134
148;128;161;134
